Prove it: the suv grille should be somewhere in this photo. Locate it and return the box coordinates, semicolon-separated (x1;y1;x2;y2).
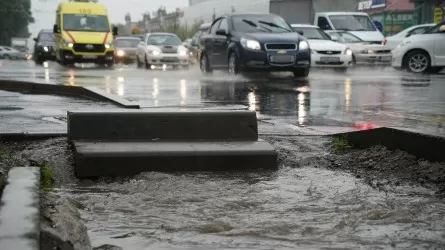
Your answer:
265;44;296;50
73;43;105;53
316;50;341;55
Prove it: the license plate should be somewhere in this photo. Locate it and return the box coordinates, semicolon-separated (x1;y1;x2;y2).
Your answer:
83;55;97;59
162;57;178;62
380;56;391;61
320;57;340;62
270;55;295;63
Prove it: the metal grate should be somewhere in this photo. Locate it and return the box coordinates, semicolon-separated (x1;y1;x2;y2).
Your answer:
265;43;296;50
315;50;341;55
73;43;105;53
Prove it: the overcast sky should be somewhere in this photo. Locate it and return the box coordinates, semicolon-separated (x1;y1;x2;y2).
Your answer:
100;0;189;23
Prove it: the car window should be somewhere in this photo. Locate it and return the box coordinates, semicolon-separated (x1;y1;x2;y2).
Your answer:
146;34;182;46
219;18;229;32
232;14;292;33
318;17;331;30
39;32;54;42
336;32;363;43
114;39;140;47
295;27;330;40
424;24;442;34
210;19;222;35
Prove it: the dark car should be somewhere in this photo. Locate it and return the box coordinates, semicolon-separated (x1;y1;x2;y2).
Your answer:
113;36;141;64
33;29;56;64
199;13;311;77
189;22;212;61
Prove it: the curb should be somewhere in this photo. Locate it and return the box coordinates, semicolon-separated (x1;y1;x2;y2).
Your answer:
333;127;445;162
0;79;140;109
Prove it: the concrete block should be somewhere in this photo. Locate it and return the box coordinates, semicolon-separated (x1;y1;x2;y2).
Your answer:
0;167;40;250
73;141;277;178
67;110;259;142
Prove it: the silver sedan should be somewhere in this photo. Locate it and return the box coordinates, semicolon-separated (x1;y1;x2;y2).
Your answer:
327;31;392;66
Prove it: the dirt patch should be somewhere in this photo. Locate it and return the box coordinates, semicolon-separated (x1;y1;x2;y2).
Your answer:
331;146;445;195
262;135;445;195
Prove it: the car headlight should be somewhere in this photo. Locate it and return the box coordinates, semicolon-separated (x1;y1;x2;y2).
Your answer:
360;49;374;54
179;50;187;56
299;40;309;50
116;50;125;57
43;46;49;52
240;37;261;50
63;40;73;48
151;50;160;56
104;43;113;49
345;49;352;55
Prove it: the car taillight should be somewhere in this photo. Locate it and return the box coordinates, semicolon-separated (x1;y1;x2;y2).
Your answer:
382;38;387;45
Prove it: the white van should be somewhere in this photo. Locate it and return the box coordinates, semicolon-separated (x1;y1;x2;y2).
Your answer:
314;12;384;44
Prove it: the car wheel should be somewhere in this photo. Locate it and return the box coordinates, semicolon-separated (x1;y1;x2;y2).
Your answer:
136;55;143;68
352;54;357;65
293;68;310;78
200;53;212;74
228;52;240;75
35;57;43;65
427;66;444;74
144;56;151;69
3;55;11;60
404;50;430;73
106;61;114;69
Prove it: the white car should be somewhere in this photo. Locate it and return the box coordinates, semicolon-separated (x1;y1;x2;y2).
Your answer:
383;23;436;50
291;24;353;71
392;21;445;74
327;30;392;65
136;32;190;69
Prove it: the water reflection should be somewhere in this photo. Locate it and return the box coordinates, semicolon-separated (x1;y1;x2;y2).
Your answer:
152;78;159;107
200;80;311;126
344;78;351;112
116;77;124;96
180;79;187;106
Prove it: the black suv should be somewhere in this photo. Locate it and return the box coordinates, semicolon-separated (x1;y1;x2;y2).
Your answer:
199;13;311;77
33;29;56;64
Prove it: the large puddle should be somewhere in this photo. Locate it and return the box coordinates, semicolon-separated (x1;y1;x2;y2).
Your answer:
56;166;445;249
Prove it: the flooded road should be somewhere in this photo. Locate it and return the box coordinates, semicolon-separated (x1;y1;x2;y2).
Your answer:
1;61;445;249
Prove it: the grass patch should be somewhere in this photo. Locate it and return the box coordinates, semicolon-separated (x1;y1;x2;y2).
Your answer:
332;135;352;152
40;164;54;190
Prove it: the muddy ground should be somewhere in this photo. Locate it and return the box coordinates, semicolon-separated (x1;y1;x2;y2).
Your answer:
0;136;444;249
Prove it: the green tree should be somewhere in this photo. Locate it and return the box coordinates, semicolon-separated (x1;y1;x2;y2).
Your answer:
0;0;34;45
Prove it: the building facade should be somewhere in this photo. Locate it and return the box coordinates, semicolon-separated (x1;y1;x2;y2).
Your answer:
358;0;416;36
412;0;445;24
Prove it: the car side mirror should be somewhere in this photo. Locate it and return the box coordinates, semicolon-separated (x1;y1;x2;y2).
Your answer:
33;37;38;42
330;35;339;41
216;29;227;36
296;30;304;36
53;24;60;33
112;26;118;36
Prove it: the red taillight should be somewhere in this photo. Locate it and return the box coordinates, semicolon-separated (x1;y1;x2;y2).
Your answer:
382;38;387;45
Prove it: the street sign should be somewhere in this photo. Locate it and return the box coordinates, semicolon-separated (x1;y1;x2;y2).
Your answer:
358;0;386;11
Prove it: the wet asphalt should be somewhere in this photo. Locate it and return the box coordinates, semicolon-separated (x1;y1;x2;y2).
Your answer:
0;60;444;136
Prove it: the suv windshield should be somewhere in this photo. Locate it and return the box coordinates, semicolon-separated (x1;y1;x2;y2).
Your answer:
147;35;182;46
328;15;376;31
114;39;140;47
39;32;54;42
63;14;110;32
233;15;292;33
293;27;330;40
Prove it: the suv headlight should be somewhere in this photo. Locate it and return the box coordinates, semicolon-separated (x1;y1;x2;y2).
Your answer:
240;37;261;50
344;48;352;55
104;43;113;49
299;40;309;50
150;50;161;56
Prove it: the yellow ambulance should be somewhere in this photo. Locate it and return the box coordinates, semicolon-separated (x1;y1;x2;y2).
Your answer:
53;1;118;67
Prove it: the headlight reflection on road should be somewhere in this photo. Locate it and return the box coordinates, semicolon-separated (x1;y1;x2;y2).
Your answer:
105;76;111;93
68;69;75;86
345;78;352;112
247;91;256;111
44;69;50;83
298;92;307;126
152;78;159;107
180;79;187;106
117;77;125;96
